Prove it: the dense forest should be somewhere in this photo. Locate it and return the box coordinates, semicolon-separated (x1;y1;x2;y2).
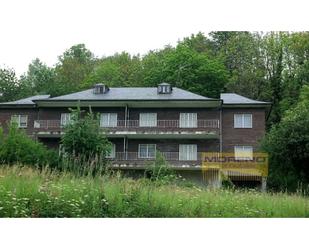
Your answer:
0;31;308;190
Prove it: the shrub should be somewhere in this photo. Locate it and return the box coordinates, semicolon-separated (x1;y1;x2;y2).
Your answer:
0;123;57;167
60;106;111;160
145;152;177;183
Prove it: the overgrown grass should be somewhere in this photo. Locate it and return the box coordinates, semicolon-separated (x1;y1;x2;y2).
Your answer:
0;166;308;217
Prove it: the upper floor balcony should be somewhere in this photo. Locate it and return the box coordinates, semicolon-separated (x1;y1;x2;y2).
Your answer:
33;119;220;139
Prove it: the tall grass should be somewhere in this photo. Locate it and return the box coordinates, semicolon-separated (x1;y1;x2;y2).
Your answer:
0;165;308;217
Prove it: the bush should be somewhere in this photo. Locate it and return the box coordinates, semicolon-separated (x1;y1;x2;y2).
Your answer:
60;106;111;160
145;152;177;183
0;123;58;167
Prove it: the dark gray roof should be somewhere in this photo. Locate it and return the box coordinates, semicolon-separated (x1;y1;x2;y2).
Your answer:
0;95;50;105
220;93;270;105
47;87;213;101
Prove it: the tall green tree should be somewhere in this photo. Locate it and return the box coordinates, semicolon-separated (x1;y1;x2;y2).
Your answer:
142;44;227;98
261;85;309;191
179;32;213;54
209;32;270;100
20;58;56;95
0;67;23;102
279;32;309;114
84;52;143;88
262;32;286;125
54;44;96;95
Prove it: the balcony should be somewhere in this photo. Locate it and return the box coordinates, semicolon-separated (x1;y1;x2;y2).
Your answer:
109;152;264;180
109;152;204;169
33;119;220;138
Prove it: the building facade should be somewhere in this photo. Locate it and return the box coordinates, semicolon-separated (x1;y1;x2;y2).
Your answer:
0;83;271;186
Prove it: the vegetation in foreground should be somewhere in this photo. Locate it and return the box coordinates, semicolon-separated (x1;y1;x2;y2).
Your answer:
0;166;308;218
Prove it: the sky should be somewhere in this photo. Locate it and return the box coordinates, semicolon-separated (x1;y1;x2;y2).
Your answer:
0;0;308;76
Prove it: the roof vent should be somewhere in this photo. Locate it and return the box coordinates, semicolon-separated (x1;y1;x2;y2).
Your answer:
93;83;109;94
157;83;172;94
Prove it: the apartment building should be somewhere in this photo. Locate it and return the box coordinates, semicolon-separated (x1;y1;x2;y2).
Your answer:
0;83;271;186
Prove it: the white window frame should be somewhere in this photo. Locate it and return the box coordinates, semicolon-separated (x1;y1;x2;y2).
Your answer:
138;144;156;159
234;114;252;128
106;143;116;159
234;146;253;160
11;115;28;128
179;113;197;128
139;113;157;127
100;113;118;127
179;144;197;161
60;113;72;127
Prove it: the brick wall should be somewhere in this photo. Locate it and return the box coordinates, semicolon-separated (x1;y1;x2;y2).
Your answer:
0;108;38;135
221;108;266;152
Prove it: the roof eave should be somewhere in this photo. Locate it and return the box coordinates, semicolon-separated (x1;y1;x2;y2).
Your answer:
34;99;222;108
0;104;36;109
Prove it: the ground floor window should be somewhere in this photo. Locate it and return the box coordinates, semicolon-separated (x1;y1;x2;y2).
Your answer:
179;144;197;161
234;146;253;160
106;143;116;158
138;144;156;158
11;114;28;128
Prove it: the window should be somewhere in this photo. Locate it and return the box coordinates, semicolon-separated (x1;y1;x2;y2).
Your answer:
106;143;116;158
179;144;197;161
138;144;156;158
100;113;117;127
234;114;252;128
179;113;197;128
139;113;157;127
161;86;168;93
11;115;28;128
158;83;172;94
234;146;253;160
61;113;71;127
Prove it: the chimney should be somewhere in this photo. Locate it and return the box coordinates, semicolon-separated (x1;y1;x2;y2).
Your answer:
157;83;172;94
93;83;109;94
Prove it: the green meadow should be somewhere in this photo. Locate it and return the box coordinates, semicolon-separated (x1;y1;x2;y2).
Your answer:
0;166;308;218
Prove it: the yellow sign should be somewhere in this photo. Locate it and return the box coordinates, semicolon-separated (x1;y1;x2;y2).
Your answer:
201;152;269;178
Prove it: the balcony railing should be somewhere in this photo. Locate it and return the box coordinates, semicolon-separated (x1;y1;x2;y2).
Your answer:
109;152;204;162
33;119;219;130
